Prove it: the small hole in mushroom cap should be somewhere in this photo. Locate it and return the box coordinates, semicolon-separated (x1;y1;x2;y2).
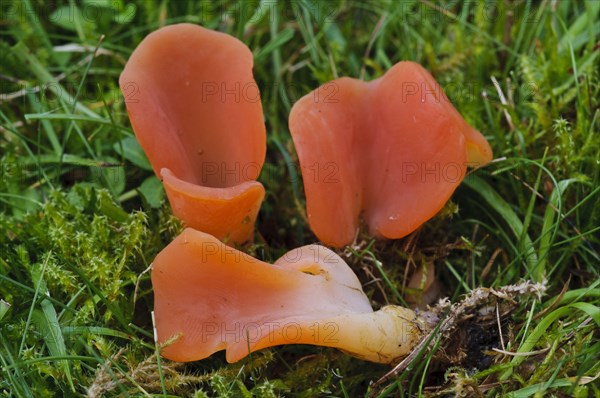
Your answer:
296;263;328;278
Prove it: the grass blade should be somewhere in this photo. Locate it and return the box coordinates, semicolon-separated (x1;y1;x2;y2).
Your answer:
463;175;539;277
500;302;600;381
31;307;75;391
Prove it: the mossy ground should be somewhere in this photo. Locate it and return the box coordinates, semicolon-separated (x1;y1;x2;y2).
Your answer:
1;1;599;397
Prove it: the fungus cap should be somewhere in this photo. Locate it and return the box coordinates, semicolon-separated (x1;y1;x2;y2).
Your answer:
152;228;424;364
120;23;266;243
289;61;493;247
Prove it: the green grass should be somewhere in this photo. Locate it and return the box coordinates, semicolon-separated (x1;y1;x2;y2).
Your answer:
1;0;599;396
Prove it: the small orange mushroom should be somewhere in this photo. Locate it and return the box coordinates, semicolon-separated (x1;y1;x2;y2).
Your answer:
289;61;493;247
406;262;439;308
152;228;425;364
120;24;266;244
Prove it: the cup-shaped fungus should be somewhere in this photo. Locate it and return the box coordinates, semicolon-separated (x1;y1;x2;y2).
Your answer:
289;61;493;247
152;228;425;364
120;24;266;244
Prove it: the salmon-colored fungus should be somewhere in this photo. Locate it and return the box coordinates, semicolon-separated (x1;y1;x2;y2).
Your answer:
289;61;493;247
120;23;266;244
152;228;425;364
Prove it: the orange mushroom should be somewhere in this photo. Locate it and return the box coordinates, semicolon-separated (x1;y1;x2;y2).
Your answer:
406;262;439;308
120;24;266;244
289;61;493;247
152;228;425;364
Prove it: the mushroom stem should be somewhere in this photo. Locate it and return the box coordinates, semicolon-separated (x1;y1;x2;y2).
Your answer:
152;228;426;364
306;306;425;363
